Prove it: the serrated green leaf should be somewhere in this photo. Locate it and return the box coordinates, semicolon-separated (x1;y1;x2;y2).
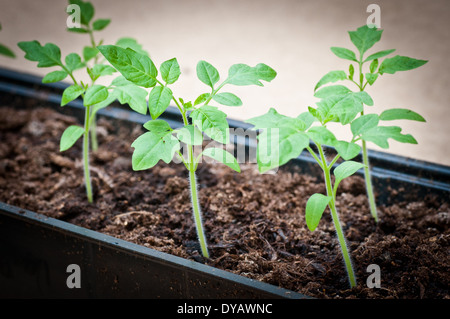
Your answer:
115;37;149;57
60;125;84;151
256;127;309;173
190;105;229;144
65;53;84;72
148;86;173;119
18;41;62;68
314;71;348;92
307;126;337;147
202;147;240;172
364;49;395;62
42;70;68;83
160;58;181;84
330;47;357;62
379;55;428;74
361;125;417;148
92;18;111;31
317;93;365;125
212;92;242;106
246;108;305;131
196;60;219;89
131;131;180;170
351;114;379;136
306;193;331;231
314;85;352;99
334;161;365;186
379;108;426;122
111;83;148;115
175;125;203;146
143;119;172;133
0;43;15;57
84;85;108;107
61;84;84;106
226;63;276;86
98;45;157;88
348;25;383;56
194;93;210;106
334;141;361;160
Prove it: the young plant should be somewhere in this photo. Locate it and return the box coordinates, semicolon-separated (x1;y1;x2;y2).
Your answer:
313;25;428;221
0;23;15;58
17;0;148;203
246;107;364;288
98;44;276;258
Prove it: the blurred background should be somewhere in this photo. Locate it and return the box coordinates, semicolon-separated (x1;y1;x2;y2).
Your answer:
0;0;449;165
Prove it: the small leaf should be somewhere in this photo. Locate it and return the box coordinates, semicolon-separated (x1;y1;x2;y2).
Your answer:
115;37;150;57
111;82;148;115
314;85;352;99
351;114;379;136
143;119;172;133
194;93;210;106
148;85;173;119
190;105;229;144
348;64;354;80
160;58;181;84
65;53;84;72
314;71;348;92
365;73;378;85
175;125;203;146
334;141;361;160
334;161;365;186
246;108;305;131
42;70;68;83
202;147;240;172
379;55;428;74
60;125;84;151
348;25;383;55
196;60;219;89
18;41;62;68
226;63;276;86
364;49;395;62
379;108;426;122
92;19;111;31
212;92;242;106
84;85;108;107
305;193;331;231
297;112;315;130
307;126;337;147
83;46;98;62
362;125;418;149
0;43;15;57
369;59;378;73
61;84;84;106
330;47;357;62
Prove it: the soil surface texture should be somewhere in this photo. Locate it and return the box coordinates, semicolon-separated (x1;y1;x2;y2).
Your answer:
0;106;448;299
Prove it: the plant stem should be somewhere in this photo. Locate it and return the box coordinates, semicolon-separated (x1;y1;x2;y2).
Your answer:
361;140;378;222
188;145;209;258
318;145;356;288
90;114;98;151
83;105;93;203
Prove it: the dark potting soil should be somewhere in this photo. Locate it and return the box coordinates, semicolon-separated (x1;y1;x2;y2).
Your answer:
0;106;448;299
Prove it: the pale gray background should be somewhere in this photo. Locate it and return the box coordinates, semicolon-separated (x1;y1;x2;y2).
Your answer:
1;0;448;165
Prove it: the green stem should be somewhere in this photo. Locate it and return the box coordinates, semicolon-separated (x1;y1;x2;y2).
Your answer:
90;114;98;151
318;145;356;288
83;105;93;203
362;140;378;222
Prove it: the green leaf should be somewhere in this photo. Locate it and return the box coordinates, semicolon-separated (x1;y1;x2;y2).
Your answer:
305;193;331;231
131;131;180;170
0;43;15;57
297;112;315;130
67;27;89;33
314;85;352;99
361;126;418;148
148;85;173;119
226;63;276;86
348;25;383;56
369;59;378;73
175;125;203;146
92;19;111;31
84;85;108;107
65;53;84;72
115;37;150;57
365;73;378;85
61;84;84;106
143;119;172;133
307;126;337;147
330;47;357;62
314;71;348;92
17;41;62;67
351;114;379;136
202;147;240;172
317;93;366;125
196;60;219;89
160;58;181;84
334;161;365;186
60;125;84;151
89;64;116;81
194;93;211;106
379;55;428;74
364;49;395;62
83;46;98;62
379;108;426;122
246;108;306;131
190;105;229;144
334;141;361;160
42;70;68;83
348;64;355;80
256;127;309;173
111;82;148;115
212;92;242;106
69;0;94;26
97;45;158;88
91;94;116;115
